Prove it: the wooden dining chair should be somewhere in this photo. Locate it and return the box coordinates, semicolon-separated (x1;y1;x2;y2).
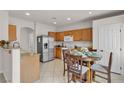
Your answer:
67;54;89;83
62;49;70;76
91;51;112;83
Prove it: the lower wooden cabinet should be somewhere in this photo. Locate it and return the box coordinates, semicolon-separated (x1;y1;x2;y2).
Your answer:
55;47;62;59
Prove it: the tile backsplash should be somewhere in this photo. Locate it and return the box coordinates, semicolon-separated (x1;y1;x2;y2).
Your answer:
55;41;92;48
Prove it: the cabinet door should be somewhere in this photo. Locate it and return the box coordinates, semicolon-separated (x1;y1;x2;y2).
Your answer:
59;32;64;41
56;47;59;58
54;48;56;58
48;32;56;40
8;24;17;41
56;32;64;41
56;32;60;41
64;31;72;36
72;29;82;41
55;47;61;59
82;28;92;41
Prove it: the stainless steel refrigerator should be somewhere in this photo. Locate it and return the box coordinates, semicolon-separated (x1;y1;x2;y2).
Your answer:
37;36;54;62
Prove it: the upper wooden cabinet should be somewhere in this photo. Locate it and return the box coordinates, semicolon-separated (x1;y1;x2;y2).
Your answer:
48;27;92;41
56;32;64;41
48;32;56;40
82;28;92;41
72;29;82;41
8;24;17;41
64;31;72;36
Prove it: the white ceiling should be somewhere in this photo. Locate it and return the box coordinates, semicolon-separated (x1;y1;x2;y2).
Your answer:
8;10;124;27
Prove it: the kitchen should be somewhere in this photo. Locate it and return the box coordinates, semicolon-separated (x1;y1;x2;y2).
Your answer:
0;10;124;83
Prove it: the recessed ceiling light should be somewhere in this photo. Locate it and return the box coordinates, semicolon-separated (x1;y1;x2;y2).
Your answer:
89;11;92;14
67;17;71;21
25;12;30;16
53;22;57;24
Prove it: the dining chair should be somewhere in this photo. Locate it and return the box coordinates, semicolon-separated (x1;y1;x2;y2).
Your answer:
62;49;70;76
91;51;112;83
67;54;89;83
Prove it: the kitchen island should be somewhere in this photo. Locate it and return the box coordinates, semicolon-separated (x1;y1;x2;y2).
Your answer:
21;53;40;83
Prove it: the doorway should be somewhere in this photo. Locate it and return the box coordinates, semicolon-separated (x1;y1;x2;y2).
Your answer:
20;27;35;53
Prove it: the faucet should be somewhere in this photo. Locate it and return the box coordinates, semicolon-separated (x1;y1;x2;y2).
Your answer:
13;42;20;48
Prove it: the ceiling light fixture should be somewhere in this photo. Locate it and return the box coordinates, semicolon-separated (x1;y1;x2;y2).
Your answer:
25;12;30;16
67;17;71;21
89;11;92;14
53;22;57;24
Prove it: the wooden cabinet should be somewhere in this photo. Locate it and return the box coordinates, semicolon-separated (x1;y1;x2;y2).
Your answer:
82;28;92;41
21;54;40;83
48;27;92;41
48;32;56;40
8;24;17;41
72;29;82;41
55;47;61;59
64;31;72;36
56;32;64;41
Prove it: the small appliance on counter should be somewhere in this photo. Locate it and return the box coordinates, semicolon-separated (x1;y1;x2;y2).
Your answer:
12;41;20;48
64;35;73;48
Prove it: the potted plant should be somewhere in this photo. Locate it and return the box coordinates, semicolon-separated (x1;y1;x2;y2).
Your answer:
0;40;6;48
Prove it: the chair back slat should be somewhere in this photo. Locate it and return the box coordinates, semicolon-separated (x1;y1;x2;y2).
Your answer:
108;52;112;71
67;55;83;74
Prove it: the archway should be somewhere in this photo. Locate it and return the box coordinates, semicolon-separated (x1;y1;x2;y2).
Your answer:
20;27;35;53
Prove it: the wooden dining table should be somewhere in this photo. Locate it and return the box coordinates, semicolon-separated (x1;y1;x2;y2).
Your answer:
82;57;101;83
70;52;101;83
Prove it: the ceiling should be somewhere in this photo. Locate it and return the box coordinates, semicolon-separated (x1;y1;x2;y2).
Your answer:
8;10;124;27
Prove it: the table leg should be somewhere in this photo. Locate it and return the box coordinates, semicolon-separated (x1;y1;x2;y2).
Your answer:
87;61;91;83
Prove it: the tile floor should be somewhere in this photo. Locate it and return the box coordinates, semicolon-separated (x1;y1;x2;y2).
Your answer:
1;59;124;83
35;59;124;83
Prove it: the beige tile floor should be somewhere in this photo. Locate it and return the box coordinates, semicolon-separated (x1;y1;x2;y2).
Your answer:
1;59;124;83
35;59;124;83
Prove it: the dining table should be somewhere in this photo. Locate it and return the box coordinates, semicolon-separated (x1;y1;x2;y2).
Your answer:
70;50;102;83
83;57;101;83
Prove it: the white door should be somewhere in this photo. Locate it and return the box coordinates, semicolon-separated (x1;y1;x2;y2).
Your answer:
97;23;121;73
120;23;124;74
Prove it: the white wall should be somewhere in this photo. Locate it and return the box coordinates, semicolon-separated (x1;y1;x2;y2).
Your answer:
12;49;20;83
9;17;56;52
0;11;8;40
0;49;3;73
56;41;92;48
20;28;31;51
35;22;56;36
0;11;8;73
9;17;34;42
57;20;92;31
34;22;56;52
